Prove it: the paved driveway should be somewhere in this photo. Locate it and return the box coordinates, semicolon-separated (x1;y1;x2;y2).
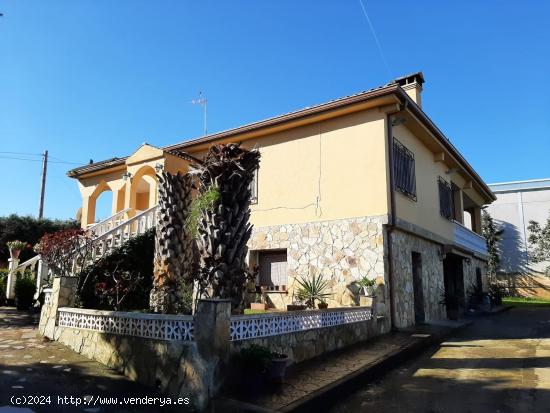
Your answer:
330;306;550;413
0;307;192;413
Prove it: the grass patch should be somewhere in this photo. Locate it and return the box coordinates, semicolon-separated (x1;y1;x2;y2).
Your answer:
244;309;268;315
502;297;550;307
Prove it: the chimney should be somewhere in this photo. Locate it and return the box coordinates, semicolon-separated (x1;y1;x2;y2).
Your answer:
393;72;425;108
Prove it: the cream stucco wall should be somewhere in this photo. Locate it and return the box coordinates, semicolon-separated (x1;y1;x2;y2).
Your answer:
204;109;391;227
77;144;188;227
392;123;486;244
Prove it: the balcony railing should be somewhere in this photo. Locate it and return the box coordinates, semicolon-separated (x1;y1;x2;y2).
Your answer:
453;221;488;256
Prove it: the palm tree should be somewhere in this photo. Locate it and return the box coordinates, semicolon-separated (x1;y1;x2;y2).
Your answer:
192;143;260;313
150;171;197;314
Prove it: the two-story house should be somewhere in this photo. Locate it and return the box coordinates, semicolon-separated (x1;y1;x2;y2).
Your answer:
68;72;495;329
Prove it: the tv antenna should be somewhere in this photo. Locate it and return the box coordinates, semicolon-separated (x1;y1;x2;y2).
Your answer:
192;92;208;136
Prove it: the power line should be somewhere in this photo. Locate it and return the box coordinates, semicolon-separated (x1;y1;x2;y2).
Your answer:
0;155;83;165
0;151;42;156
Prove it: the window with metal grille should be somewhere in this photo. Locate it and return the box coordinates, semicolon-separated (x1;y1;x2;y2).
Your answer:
258;250;288;287
393;139;417;200
249;168;258;204
438;177;453;219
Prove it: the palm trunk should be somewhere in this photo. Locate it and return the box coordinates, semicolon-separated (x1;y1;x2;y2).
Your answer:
150;172;196;314
193;144;260;313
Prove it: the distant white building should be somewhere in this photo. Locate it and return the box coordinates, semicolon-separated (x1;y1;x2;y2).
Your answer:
487;178;550;276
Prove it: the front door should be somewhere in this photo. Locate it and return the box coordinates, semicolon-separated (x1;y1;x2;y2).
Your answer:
443;254;465;318
412;252;425;323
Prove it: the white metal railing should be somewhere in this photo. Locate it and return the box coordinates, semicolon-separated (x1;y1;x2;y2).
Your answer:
87;208;131;238
86;205;157;265
454;221;488;256
57;307;194;341
230;307;373;341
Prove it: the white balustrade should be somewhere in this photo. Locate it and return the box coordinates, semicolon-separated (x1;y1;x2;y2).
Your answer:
57;307;194;341
230;307;373;341
88;208;130;237
84;205;157;268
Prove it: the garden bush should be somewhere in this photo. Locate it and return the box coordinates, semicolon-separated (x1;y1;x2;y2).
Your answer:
14;271;36;310
77;229;154;311
0;268;8;306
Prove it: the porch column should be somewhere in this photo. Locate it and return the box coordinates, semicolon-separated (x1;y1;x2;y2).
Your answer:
6;258;19;300
472;207;482;234
453;189;464;223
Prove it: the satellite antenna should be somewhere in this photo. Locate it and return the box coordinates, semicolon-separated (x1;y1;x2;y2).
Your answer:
192;92;208;136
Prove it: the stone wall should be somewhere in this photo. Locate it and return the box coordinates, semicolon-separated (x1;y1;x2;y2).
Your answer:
463;256;488;300
248;215;390;318
390;229;446;328
231;315;383;364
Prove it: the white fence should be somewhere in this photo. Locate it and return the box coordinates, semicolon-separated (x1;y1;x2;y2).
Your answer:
230;307;373;341
57;307;195;341
54;306;374;343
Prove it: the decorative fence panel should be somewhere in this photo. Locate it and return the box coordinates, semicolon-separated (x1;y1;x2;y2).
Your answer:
230;307;373;341
57;307;194;341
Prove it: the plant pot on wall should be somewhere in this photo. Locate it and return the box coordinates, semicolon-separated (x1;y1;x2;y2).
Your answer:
250;302;267;311
9;249;22;260
318;302;328;309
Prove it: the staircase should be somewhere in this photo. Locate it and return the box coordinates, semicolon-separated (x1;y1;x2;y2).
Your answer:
7;206;158;300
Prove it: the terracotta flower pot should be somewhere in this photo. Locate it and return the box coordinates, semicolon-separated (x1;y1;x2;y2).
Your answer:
9;249;21;260
250;302;267;311
318;302;328;309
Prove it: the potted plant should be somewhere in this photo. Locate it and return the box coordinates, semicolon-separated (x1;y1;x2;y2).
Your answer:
7;240;27;260
267;351;290;384
295;274;331;309
239;344;272;394
357;276;376;296
318;300;328;309
250;287;267;310
439;290;461;320
14;272;36;310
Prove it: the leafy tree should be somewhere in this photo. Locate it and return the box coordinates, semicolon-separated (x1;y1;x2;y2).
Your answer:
0;214;78;265
527;211;550;275
482;210;503;279
34;229;92;278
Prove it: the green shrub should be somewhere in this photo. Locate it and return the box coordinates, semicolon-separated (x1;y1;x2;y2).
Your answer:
14;272;36;310
77;229;154;311
0;268;8;306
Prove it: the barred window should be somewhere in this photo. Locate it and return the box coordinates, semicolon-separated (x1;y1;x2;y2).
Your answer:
438;177;453;219
250;168;258;204
393;139;417;200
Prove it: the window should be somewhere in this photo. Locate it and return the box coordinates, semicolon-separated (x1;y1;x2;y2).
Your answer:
438;177;453;219
393;139;417;200
249;168;258;204
258;250;287;288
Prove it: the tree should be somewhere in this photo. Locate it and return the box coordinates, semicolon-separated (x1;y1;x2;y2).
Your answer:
34;228;92;279
482;210;503;279
0;214;78;265
150;172;197;314
192;143;260;313
527;212;550;275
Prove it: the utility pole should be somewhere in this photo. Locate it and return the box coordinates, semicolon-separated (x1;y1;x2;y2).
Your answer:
38;150;48;219
192;92;208;136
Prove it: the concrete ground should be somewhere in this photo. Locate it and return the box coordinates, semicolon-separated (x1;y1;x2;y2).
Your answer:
0;307;193;413
329;306;550;413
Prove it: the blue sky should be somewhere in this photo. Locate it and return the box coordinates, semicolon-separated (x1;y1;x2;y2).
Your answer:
1;1;549;220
